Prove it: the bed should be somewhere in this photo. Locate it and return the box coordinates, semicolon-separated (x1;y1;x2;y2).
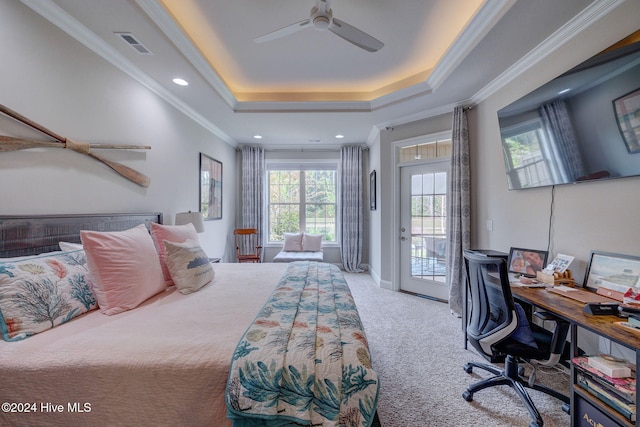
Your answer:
0;214;378;427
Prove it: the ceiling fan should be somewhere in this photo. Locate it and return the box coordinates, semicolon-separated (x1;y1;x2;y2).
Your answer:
254;0;384;53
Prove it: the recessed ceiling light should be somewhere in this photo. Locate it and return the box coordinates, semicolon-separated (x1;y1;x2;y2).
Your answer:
172;78;189;86
335;134;344;139
253;135;263;139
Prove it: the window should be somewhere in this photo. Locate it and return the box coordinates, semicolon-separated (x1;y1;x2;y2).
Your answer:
267;163;337;243
501;120;556;189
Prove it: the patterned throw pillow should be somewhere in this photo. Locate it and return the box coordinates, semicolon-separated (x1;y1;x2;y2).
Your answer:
0;250;97;341
150;222;200;285
163;239;214;295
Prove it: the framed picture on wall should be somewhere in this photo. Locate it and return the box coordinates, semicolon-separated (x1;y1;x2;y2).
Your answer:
613;88;640;154
369;170;376;211
200;153;222;220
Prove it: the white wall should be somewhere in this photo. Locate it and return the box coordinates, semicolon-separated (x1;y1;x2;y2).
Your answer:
0;0;236;260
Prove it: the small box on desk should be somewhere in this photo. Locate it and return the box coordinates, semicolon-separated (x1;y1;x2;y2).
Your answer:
536;269;574;285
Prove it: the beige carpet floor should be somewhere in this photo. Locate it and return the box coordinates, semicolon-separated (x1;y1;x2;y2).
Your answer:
343;271;571;427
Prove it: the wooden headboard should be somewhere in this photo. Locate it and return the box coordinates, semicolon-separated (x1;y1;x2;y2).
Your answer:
0;212;163;258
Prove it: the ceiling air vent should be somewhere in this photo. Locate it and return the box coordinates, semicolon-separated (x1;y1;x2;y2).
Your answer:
115;32;153;55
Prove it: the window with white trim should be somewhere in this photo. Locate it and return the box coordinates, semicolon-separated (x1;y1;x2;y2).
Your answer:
267;162;338;243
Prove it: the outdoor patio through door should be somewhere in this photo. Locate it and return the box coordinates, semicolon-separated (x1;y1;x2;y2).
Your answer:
399;162;449;301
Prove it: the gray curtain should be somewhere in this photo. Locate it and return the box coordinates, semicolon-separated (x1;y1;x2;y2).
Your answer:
540;100;584;181
446;106;471;315
340;146;364;272
241;146;265;248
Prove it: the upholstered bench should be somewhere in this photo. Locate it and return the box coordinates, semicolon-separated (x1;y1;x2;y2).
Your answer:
273;250;324;263
272;232;324;263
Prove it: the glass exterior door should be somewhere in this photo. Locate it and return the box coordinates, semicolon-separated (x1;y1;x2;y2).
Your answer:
399;163;449;300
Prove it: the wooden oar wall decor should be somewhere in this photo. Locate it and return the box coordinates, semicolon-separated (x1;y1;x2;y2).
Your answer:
0;104;151;187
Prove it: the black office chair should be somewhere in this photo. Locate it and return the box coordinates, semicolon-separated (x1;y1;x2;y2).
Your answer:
462;250;569;427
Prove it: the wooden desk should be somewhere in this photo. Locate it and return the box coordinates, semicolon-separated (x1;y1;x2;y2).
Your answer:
511;286;640;349
510;286;640;426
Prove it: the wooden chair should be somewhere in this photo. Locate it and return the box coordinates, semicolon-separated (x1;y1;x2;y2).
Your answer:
234;228;262;263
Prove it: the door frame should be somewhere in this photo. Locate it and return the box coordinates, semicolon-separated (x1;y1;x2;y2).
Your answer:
391;131;452;293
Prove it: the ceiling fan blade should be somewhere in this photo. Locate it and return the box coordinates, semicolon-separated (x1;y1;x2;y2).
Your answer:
329;18;384;52
254;19;311;44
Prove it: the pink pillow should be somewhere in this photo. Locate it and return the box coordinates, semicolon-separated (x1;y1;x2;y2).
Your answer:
81;224;166;315
150;222;199;285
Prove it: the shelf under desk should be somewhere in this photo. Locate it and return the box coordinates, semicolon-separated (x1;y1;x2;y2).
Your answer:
510;286;640;427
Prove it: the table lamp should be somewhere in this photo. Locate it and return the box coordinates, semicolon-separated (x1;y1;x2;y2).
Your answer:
175;211;205;233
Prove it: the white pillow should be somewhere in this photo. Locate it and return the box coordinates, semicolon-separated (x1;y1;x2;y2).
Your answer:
302;233;323;252
59;241;83;251
282;233;303;252
163;239;214;295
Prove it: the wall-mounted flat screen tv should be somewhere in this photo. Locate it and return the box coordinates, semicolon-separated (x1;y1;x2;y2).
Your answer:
498;32;640;190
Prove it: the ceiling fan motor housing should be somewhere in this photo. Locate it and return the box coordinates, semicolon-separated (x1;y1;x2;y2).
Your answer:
310;6;332;30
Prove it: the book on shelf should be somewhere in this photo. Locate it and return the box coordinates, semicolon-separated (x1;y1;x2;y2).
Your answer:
576;372;636;422
588;356;633;378
572;357;636;402
576;364;635;404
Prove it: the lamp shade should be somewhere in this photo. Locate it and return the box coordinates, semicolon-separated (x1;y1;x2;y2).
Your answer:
175;211;205;233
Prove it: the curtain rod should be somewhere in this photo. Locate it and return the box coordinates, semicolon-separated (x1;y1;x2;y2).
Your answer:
237;146;369;152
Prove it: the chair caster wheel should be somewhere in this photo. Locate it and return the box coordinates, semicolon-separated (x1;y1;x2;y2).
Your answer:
462;390;473;402
463;364;473;374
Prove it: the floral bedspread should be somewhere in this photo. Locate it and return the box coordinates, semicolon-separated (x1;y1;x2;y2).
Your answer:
226;261;379;427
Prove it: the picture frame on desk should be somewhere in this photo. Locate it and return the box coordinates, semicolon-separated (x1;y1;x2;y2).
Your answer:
584;250;640;293
507;247;548;278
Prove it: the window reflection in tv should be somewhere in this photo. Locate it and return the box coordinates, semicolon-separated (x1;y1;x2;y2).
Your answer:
498;34;640;190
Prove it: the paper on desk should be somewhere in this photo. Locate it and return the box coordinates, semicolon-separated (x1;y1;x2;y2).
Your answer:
510;281;545;288
553;285;576;292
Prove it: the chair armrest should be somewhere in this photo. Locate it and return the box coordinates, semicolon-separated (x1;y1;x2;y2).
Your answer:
533;310;557;321
533;311;569;363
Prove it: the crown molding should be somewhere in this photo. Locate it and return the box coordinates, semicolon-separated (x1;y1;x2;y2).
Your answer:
470;0;626;104
135;0;491;114
20;0;236;147
134;0;237;109
427;0;517;92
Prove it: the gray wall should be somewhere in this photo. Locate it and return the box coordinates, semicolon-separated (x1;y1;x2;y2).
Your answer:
0;0;236;261
372;113;452;289
471;0;640;286
367;0;640;294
